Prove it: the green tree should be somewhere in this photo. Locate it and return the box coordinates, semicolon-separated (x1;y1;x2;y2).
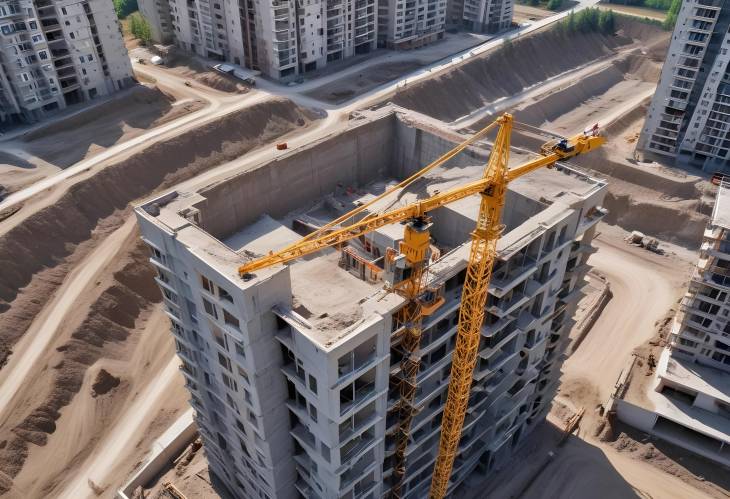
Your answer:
663;0;681;30
546;0;564;11
129;12;152;45
113;0;138;18
598;9;616;34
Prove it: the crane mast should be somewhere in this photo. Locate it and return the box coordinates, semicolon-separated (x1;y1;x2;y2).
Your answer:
235;114;605;498
429;117;511;498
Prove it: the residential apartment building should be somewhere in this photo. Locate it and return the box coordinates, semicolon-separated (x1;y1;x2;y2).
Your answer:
151;0;377;80
460;0;512;33
614;181;730;467
0;0;134;123
671;181;730;370
138;0;174;44
134;110;607;498
637;0;730;170
376;0;446;49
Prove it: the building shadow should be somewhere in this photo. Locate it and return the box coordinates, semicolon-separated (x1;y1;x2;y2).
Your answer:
611;421;730;494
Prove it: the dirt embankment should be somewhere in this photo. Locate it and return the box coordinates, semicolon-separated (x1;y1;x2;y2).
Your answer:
513;126;712;247
18;85;205;168
512;52;662;129
0;98;317;369
392;18;664;122
0;241;160;495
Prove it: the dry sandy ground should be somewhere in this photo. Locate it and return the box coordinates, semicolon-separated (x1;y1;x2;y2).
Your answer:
131;47;254;95
598;3;667;21
0;99;320;497
0;85;205;196
465;225;724;499
513;3;553;23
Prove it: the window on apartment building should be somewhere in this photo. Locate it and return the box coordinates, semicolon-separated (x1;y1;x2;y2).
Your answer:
235;340;246;358
308;374;317;394
69;32;75;39
222;372;238;391
308;403;318;422
87;54;93;62
218;286;233;303
185;299;198;323
320;443;330;463
223;309;240;329
238;366;250;385
29;20;37;30
201;275;214;293
212;326;228;350
248;408;258;428
218;352;232;372
203;298;218;319
38;50;48;60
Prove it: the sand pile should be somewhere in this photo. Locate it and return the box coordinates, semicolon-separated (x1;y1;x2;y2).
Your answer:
91;369;121;397
511;52;661;128
0;242;159;492
392;18;665;122
0;98;317;369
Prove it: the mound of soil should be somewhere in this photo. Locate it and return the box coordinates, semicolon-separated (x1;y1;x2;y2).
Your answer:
91;369;121;397
0;98;317;369
22;86;174;143
0;241;159;483
392;18;665;122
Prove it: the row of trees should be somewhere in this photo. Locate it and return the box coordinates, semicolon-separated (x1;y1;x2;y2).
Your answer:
128;11;152;45
606;0;672;10
663;0;681;29
555;8;617;35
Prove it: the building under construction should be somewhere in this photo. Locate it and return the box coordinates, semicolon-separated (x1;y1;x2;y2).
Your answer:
135;107;608;498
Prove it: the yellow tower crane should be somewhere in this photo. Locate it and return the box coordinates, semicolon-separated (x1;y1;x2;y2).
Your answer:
237;113;604;498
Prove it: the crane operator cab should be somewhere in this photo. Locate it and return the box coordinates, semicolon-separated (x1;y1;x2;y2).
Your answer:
542;124;605;160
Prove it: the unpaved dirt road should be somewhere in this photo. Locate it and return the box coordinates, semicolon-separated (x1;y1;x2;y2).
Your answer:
56;356;180;499
563;226;692;403
0;217;138;422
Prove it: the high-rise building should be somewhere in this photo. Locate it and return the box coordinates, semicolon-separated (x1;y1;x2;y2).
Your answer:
376;0;446;49
613;181;730;467
460;0;513;33
637;0;730;170
0;0;134;123
145;0;378;80
134;110;607;498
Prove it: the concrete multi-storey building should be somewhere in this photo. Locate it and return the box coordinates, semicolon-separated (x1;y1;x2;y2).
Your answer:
134;108;607;498
460;0;513;33
671;181;730;369
0;0;134;123
376;0;446;49
637;0;730;170
150;0;377;80
137;0;174;44
614;181;730;467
